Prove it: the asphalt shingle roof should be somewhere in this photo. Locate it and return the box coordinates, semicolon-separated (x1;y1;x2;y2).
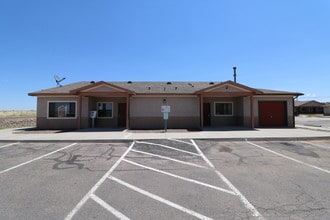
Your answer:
29;81;303;96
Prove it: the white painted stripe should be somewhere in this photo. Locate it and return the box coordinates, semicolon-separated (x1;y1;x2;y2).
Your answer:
300;141;330;150
191;140;264;220
131;149;208;169
0;143;77;175
0;142;19;149
167;138;195;146
190;140;215;168
64;141;135;220
123;159;235;195
108;175;213;220
246;140;330;174
136;141;200;156
90;194;130;220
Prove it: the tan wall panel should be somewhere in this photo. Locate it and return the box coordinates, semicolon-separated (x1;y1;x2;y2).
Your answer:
130;97;199;117
130;116;199;129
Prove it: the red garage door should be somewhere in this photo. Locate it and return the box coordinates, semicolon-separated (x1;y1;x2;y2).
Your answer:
258;101;287;127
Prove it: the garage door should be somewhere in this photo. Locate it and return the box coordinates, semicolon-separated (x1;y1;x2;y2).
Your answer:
258;101;287;127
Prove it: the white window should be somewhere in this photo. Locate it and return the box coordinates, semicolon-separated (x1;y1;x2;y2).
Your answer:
48;101;76;118
97;102;113;118
215;102;233;116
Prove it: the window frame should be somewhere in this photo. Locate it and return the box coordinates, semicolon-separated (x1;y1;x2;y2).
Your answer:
97;102;114;118
214;102;234;116
47;101;77;119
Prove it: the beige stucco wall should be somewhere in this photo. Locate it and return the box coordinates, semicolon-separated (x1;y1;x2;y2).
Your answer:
130;96;200;129
324;106;330;116
36;96;79;129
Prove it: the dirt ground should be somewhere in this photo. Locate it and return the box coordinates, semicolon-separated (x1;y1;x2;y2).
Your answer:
0;117;36;129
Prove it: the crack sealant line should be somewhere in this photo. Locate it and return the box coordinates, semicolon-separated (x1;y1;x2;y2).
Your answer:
300;141;330;150
246;139;330;174
64;141;135;220
190;139;264;220
0;143;77;175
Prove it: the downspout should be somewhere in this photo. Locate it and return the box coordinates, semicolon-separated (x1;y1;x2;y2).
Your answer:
250;95;254;129
126;94;130;130
200;94;204;130
293;95;299;128
77;95;82;129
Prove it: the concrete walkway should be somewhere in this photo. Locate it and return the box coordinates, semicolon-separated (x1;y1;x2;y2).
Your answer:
0;126;330;142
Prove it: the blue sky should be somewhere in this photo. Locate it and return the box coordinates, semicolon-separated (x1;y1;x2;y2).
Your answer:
1;0;329;110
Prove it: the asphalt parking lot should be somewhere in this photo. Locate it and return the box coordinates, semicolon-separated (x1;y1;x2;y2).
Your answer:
0;139;329;219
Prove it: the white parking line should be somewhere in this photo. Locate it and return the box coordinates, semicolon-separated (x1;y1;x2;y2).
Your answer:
136;141;200;156
123;159;235;195
0;142;19;149
168;138;195;146
108;175;213;220
90;194;130;220
64;141;135;220
246;140;330;174
191;140;264;220
0;143;77;175
131;149;209;169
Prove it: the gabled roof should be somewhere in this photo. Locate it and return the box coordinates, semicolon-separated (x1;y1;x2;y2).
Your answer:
28;80;303;97
70;81;135;94
28;82;91;96
257;88;303;96
112;81;216;94
194;80;262;95
295;100;324;107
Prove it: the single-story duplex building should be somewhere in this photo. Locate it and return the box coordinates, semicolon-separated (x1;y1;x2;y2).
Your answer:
28;80;303;130
294;100;324;115
323;103;330;116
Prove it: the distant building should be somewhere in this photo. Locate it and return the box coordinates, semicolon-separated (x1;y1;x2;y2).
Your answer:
294;100;324;115
29;80;303;130
324;103;330;116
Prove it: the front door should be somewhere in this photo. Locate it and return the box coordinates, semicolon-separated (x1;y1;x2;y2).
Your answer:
203;103;211;126
118;103;127;127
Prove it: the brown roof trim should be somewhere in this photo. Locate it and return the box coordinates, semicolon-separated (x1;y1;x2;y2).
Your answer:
70;81;135;95
194;80;262;95
28;93;77;96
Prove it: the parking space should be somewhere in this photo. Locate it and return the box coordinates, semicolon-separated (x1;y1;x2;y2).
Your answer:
196;140;330;219
0;139;330;219
0;142;130;219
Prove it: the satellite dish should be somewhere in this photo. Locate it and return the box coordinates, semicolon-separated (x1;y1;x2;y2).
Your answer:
54;75;66;87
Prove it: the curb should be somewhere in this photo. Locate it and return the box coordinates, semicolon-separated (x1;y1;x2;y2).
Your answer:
2;136;330;143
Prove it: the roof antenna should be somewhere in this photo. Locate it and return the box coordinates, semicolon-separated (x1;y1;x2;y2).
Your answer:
233;66;237;83
54;75;66;87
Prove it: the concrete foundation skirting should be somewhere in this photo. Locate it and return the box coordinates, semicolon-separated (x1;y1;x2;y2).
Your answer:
130;116;200;129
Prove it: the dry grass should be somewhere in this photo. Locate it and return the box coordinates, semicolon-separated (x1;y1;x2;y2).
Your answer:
0;110;36;118
0;110;36;129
